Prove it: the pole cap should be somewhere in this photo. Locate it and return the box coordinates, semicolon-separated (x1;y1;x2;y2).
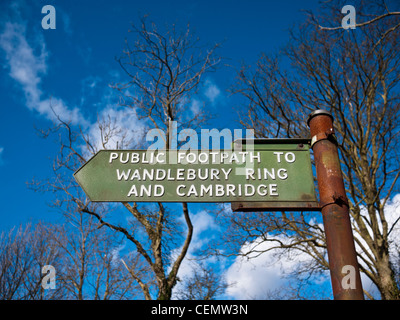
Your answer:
307;109;333;127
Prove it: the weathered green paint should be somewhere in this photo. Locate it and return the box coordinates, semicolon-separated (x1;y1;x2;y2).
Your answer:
230;139;319;211
73;139;318;207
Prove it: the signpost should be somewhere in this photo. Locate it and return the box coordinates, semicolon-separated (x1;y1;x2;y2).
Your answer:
307;110;364;300
74;139;318;210
73;110;364;300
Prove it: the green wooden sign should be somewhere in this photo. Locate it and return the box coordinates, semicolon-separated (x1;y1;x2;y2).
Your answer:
73;139;319;211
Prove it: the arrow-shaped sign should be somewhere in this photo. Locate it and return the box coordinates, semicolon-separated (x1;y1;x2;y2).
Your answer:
73;140;318;210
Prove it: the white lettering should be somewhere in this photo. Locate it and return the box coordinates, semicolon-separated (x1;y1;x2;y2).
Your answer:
285;152;296;163
215;184;224;196
210;168;220;180
131;153;139;163
176;169;185;180
226;184;235;196
200;184;213;196
142;169;154;181
277;168;287;180
156;169;166;180
264;168;275;180
186;152;196;163
250;152;261;163
177;185;185;196
130;169;140;181
274;152;283;163
245;184;255;196
178;152;186;164
269;184;278;196
221;168;232;180
155;152;166;164
127;185;137;197
187;169;196;180
109;152;118;163
245;168;255;180
187;184;198;197
117;169;131;181
257;184;268;196
126;185;164;197
154;185;164;196
198;152;208;163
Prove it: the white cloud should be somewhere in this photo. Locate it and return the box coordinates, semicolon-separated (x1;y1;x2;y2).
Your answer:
350;193;400;299
81;105;147;159
386;193;400;278
38;97;88;126
169;209;329;300
0;21;87;126
223;193;400;300
190;99;201;116
204;80;221;104
190;210;220;249
223;236;327;299
0;11;147;158
0;23;46;101
386;193;400;244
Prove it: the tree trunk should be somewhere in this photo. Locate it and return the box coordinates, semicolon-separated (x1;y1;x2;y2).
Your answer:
157;279;172;300
376;253;400;300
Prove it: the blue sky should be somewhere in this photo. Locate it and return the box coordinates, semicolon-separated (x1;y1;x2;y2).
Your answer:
0;0;331;300
0;0;321;230
3;0;395;300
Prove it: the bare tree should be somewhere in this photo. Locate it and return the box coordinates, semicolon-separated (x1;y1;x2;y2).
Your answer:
84;17;220;300
317;0;400;48
34;17;221;300
174;262;231;300
111;17;220;144
0;222;67;300
0;217;142;300
51;210;142;300
224;0;400;300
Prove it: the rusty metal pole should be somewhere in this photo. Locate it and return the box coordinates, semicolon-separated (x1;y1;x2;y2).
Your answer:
307;110;364;300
